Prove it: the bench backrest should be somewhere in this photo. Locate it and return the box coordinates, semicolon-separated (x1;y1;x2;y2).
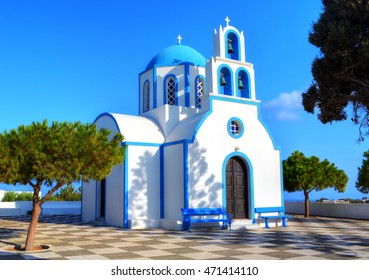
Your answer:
254;206;285;214
181;207;224;216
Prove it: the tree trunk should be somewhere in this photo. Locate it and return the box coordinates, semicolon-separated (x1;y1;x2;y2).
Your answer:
24;202;41;251
304;191;310;218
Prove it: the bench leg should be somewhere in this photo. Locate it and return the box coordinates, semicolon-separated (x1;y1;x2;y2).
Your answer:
282;218;287;227
265;218;270;228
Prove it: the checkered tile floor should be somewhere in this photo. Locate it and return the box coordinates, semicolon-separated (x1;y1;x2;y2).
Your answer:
1;215;369;260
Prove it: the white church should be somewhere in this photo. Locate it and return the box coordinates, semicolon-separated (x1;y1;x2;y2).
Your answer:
82;18;284;230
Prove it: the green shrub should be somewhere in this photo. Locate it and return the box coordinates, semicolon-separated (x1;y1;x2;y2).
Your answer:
2;191;17;202
16;192;34;201
1;191;36;202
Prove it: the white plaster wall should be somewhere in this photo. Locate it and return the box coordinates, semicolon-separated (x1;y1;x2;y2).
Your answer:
285;202;369;220
145;105;198;138
164;144;184;220
105;164;124;227
188;96;282;215
82;179;96;222
156;66;185;107
127;145;160;220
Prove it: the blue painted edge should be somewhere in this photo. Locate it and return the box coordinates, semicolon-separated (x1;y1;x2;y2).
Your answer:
160;146;164;218
227;117;244;139
222;151;255;223
153;66;157;109
185;64;190;107
183;140;189;209
123;143;129;228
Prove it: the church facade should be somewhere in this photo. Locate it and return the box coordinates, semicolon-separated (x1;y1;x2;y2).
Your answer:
82;18;284;230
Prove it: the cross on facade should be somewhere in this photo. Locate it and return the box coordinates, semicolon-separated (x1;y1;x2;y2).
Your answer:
177;34;182;44
225;16;230;26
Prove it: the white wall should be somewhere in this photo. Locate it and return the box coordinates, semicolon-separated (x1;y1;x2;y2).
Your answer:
164;143;183;220
82;179;96;222
0;201;81;216
285;201;369;220
105;164;124;227
188;96;282;218
127;145;161;221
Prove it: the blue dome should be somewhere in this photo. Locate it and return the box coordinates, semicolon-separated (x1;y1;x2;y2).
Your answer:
146;44;206;70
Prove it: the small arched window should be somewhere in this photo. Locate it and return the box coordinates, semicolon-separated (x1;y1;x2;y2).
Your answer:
143;80;150;112
196;77;204;108
166;77;177;105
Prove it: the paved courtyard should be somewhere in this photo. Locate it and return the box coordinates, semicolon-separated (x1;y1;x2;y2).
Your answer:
0;214;369;260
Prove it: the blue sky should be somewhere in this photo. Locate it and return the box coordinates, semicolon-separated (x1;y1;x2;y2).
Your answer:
0;0;367;200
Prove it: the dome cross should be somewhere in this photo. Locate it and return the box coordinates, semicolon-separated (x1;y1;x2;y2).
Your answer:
177;34;182;45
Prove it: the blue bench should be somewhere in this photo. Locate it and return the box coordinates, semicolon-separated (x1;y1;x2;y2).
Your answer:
181;207;232;231
255;206;291;228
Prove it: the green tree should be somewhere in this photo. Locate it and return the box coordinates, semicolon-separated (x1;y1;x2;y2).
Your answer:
0;120;124;251
53;184;81;201
283;151;348;217
356;150;369;193
302;0;369;141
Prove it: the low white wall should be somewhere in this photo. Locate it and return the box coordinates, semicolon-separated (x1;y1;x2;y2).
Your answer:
0;201;81;216
285;201;369;220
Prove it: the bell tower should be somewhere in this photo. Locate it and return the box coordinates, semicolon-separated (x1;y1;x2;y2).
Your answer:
206;17;256;100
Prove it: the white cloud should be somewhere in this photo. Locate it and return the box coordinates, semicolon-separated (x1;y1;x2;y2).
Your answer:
262;91;303;122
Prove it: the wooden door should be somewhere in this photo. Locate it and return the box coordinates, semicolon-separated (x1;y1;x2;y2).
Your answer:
226;157;248;219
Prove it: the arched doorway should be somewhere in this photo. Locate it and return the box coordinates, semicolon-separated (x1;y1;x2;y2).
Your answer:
226;157;249;219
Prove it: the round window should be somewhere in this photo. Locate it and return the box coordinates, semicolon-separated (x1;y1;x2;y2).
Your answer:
227;118;244;139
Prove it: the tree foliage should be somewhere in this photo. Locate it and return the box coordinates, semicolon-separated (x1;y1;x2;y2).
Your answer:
302;0;369;141
356;150;369;193
0;120;125;250
283;151;348;217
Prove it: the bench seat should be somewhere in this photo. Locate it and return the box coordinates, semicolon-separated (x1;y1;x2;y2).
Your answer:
255;206;291;228
181;207;232;231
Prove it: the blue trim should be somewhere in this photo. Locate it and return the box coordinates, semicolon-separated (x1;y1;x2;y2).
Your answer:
164;74;178;105
279;147;285;207
184;64;190;107
183;141;189;208
218;64;233;96
160;146;164;218
222;152;255;223
153;66;157;109
225;30;240;61
235;68;251;98
227;117;244;139
123;145;129;228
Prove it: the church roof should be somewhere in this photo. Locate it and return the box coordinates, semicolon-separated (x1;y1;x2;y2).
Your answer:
145;44;206;70
96;113;164;144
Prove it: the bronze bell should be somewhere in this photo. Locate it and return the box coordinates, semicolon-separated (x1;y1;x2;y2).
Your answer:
238;78;244;89
227;40;234;53
220;76;227;86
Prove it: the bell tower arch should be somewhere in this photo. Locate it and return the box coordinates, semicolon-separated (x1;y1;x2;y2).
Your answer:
206;17;255;99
